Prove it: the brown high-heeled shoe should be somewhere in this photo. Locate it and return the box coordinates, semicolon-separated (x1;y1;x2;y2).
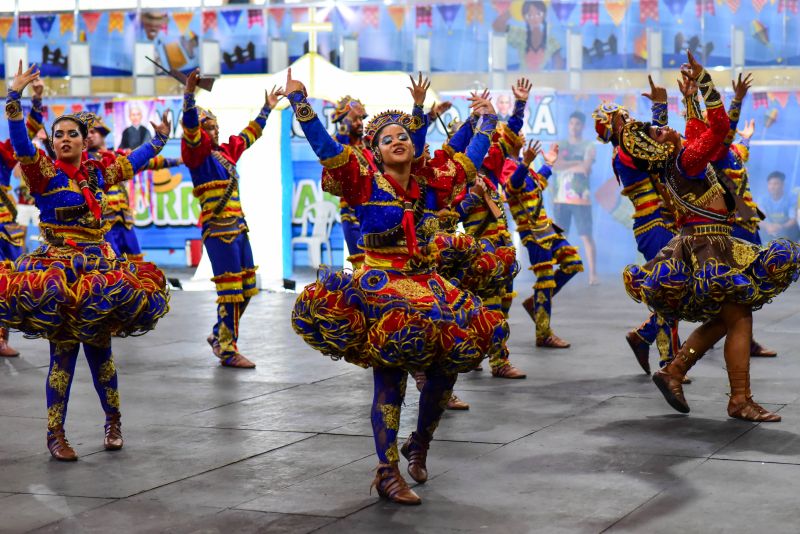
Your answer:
104;413;123;450
728;397;781;422
47;427;77;461
371;462;421;505
400;432;429;484
626;330;650;375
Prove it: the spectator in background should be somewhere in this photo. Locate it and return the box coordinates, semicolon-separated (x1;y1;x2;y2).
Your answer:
551;110;598;284
496;94;513;122
759;171;799;241
118;105;152;151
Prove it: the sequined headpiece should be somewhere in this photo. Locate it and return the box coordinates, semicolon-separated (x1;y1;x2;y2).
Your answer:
52;113;89;139
198;107;217;124
79;111;111;137
364;110;423;147
592;102;628;145
331;95;367;124
619;120;675;173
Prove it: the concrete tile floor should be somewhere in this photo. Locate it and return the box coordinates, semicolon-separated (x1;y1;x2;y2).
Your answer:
1;271;799;533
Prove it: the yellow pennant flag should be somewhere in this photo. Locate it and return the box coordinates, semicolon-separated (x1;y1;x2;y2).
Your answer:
604;0;630;25
60;13;74;35
51;104;66;117
172;12;194;35
0;17;13;40
387;5;407;31
108;12;125;34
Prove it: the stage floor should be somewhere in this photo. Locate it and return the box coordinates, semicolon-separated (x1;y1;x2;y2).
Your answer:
2;271;799;533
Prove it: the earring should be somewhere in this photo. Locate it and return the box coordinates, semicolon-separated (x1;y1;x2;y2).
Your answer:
373;152;382;165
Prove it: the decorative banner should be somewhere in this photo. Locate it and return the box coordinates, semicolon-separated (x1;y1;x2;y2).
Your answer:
752;0;768;12
59;13;74;35
104;102;115;115
769;91;790;107
202;10;218;32
18;15;32;38
127;12;137;23
41;105;49;119
362;5;380;28
387;5;407;31
552;1;577;22
86;102;101;115
695;0;715;17
172;12;194;34
34;15;55;37
416;6;433;28
751;20;769;46
726;0;741;13
605;0;630;25
437;4;462;31
248;9;264;28
221;9;242;30
633;30;647;61
752;92;769;109
664;0;690;16
108;12;125;34
290;7;306;23
582;0;600;24
492;1;512;15
268;7;285;27
51;104;66;117
81;12;102;34
778;0;798;12
639;0;659;21
764;108;778;128
71;104;83;114
466;1;485;25
0;17;13;40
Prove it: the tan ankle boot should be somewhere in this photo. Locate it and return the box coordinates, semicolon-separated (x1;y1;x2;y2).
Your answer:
652;345;703;413
104;412;123;450
371;462;421;505
400;432;429;484
0;328;19;358
727;367;781;422
47;427;77;461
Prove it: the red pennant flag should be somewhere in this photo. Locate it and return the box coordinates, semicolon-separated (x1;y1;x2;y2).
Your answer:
202;10;217;33
247;9;264;28
291;7;306;23
752;0;768;12
18;15;32;38
416;6;432;28
362;6;380;28
81;12;102;34
695;0;715;16
778;0;798;13
640;0;659;21
268;7;286;26
582;0;600;24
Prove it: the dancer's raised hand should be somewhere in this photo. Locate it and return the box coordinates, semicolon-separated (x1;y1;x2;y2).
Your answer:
642;74;667;103
10;61;40;94
408;72;431;107
512;78;532;101
522;140;542;166
151;111;172;137
732;72;753;101
266;85;283;109
542;143;559;166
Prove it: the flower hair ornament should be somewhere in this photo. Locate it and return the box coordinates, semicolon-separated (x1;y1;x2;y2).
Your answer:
618;120;674;173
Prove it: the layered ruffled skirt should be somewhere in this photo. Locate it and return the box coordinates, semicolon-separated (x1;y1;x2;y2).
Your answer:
434;232;519;301
0;243;170;344
623;230;800;322
292;264;508;373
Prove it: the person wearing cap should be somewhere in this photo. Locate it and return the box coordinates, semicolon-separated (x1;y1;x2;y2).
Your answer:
2;62;171;461
284;68;505;505
621;53;800;423
181;69;280;369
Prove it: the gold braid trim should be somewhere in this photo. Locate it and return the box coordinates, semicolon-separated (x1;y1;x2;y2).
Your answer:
684;94;703;121
697;69;722;108
320;145;352;169
442;144;455;158
452;151;477;186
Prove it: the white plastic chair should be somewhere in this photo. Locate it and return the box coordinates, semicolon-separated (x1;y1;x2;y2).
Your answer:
291;201;338;267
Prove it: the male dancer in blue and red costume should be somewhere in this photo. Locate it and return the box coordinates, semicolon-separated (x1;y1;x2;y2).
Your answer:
591;76;679;374
0;76;45;357
84;114;181;261
181;69;279;369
